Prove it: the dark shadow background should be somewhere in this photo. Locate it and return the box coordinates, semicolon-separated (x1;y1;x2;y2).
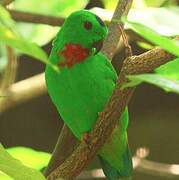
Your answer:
0;0;179;179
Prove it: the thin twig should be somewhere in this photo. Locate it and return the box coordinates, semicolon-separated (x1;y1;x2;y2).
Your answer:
101;0;133;60
43;125;80;177
119;25;133;57
0;46;18;90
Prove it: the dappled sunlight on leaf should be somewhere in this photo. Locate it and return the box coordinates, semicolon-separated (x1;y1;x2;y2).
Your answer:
155;58;179;79
0;143;46;180
12;0;89;16
6;146;51;170
0;5;59;72
91;7;179;37
122;74;179;94
101;0;118;10
122;17;179;56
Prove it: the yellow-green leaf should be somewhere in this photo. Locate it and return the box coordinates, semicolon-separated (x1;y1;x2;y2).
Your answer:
121;74;179;94
122;17;179;56
0;143;46;180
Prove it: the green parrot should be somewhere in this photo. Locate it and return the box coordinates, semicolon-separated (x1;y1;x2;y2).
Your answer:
45;10;132;180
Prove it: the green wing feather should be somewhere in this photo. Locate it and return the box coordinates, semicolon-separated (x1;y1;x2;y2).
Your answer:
45;52;132;179
45;52;117;138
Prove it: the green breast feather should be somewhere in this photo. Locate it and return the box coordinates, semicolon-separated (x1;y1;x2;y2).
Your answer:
46;52;116;138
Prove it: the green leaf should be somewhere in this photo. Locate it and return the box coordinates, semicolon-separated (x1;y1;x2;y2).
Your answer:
0;173;13;180
160;0;169;7
0;25;46;60
0;4;59;72
143;0;177;7
11;0;89;46
127;7;179;36
136;41;154;50
0;143;46;180
6;146;51;170
121;74;179;94
101;0;118;9
92;7;179;36
12;0;89;17
122;17;179;56
0;25;59;72
155;58;179;79
0;4;21;38
17;23;59;46
0;4;16;29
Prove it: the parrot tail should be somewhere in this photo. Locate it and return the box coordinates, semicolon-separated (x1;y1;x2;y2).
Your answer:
98;144;132;180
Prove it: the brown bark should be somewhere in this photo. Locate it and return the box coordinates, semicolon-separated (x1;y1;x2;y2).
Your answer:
8;9;65;26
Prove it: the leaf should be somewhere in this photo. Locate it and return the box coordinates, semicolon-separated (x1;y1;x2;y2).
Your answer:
121;74;179;94
17;23;60;46
6;146;51;170
122;17;179;56
136;41;154;50
127;7;179;36
0;143;46;180
160;0;169;7
11;0;89;46
92;7;179;36
12;0;89;17
0;173;13;180
0;4;16;29
0;25;59;72
0;4;59;72
143;0;177;7
155;58;179;79
101;0;118;9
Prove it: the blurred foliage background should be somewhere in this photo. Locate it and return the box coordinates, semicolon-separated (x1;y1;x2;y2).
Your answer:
0;0;179;179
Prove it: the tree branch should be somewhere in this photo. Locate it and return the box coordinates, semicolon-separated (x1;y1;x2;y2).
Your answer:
47;45;177;179
0;73;46;114
123;46;176;75
8;9;65;26
43;125;80;177
101;0;133;60
133;147;179;178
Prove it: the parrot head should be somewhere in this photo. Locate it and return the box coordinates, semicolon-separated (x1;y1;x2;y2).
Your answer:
52;10;108;68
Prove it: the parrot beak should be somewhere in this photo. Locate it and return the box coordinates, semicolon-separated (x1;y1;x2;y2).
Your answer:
92;39;104;55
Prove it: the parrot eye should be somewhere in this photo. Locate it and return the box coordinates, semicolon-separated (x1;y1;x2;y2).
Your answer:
96;15;106;27
84;21;92;30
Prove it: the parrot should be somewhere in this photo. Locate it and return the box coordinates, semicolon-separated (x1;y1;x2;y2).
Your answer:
45;10;132;180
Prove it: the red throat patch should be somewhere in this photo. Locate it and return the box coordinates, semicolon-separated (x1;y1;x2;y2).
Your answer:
58;43;90;68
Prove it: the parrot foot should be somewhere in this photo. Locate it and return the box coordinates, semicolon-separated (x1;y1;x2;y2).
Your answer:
81;132;90;150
